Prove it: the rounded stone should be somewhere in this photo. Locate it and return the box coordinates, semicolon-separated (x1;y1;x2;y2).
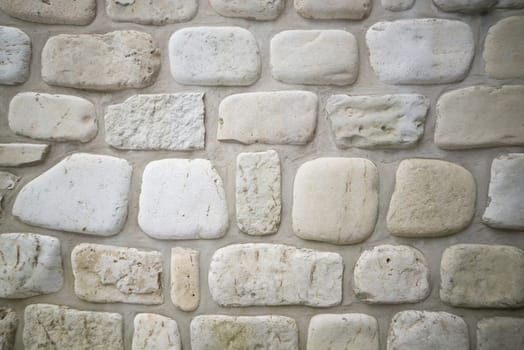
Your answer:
0;26;31;85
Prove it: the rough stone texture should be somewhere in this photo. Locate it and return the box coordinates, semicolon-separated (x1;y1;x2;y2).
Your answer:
0;143;48;167
217;91;318;145
440;244;524;308
382;0;415;11
169;27;260;86
171;247;200;312
133;313;181;350
435;85;524;149
387;159;476;237
0;308;17;350
0;0;95;25
326;94;429;149
9;92;97;142
433;0;498;12
477;317;524;350
271;30;359;85
293;158;378;245
210;0;285;20
107;0;197;25
294;0;371;19
139;159;228;240
0;171;19;218
0;26;30;85
105;93;205;151
12;153;132;236
366;19;474;84
23;304;123;350
191;315;298;350
208;243;343;307
236;150;281;235
496;0;524;8
42;31;160;91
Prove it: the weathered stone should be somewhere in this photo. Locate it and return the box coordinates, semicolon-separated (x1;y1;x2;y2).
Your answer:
169;27;260;86
139;159;228;240
0;0;95;24
107;0;197;25
13;153;132;236
133;313;181;350
366;19;474;84
0;26;30;85
171;247;199;312
353;245;430;304
387;159;476;237
326;94;429;149
191;315;298;350
293;158;378;245
0;308;17;350
23;304;123;350
236;150;281;235
382;0;415;11
105;93;205;151
0;171;19;218
217;91;318;145
42;31;160;91
477;317;524;350
9;92;97;142
294;0;371;19
271;30;358;86
209;243;343;307
484;16;524;79
433;0;497;12
440;244;524;308
0;144;48;167
435;85;524;149
210;0;285;20
496;0;524;8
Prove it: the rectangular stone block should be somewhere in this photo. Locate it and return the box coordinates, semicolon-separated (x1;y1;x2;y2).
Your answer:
210;0;285;20
107;0;197;25
477;317;524;350
295;0;371;19
0;143;48;167
171;247;200;312
133;313;181;350
0;0;95;25
0;26;31;85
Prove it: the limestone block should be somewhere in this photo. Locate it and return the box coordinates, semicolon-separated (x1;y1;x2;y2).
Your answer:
382;0;415;11
477;317;524;350
0;308;17;350
0;144;48;167
107;0;197;25
0;26;30;85
210;0;285;20
294;0;371;20
0;0;95;25
433;0;498;12
171;247;199;311
132;313;181;350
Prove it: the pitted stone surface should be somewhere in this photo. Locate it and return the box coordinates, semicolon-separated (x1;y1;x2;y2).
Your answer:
366;19;474;84
294;0;371;20
326;94;429;149
210;0;285;20
0;0;95;25
42;31;160;91
0;308;17;350
293;158;378;245
139;159;228;240
0;171;19;218
0;26;31;85
133;313;181;350
107;0;197;25
477;317;524;350
382;0;415;11
171;247;200;312
13;153;132;236
105;93;205;151
440;244;524;308
0;143;48;167
169;27;260;86
217;91;317;145
387;159;476;237
271;30;359;85
433;0;498;12
208;243;343;307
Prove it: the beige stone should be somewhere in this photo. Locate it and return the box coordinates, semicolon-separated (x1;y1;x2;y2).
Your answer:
132;313;181;350
294;0;371;20
0;171;19;218
0;143;48;167
0;308;17;350
0;0;95;25
107;0;197;25
484;16;524;79
477;317;524;350
171;247;199;312
210;0;285;20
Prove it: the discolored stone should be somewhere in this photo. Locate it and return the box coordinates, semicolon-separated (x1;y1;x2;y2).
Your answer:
107;0;197;25
0;144;48;167
210;0;285;20
294;0;371;20
0;308;17;350
171;247;200;312
132;313;181;350
0;0;96;25
0;26;31;85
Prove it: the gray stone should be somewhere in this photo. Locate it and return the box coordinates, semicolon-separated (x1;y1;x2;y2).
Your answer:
107;0;197;25
0;26;31;85
210;0;285;20
477;317;524;350
171;247;200;312
382;0;415;11
294;0;371;19
496;0;524;8
0;143;48;167
433;0;498;12
0;0;95;24
0;171;19;218
133;313;181;350
0;308;17;350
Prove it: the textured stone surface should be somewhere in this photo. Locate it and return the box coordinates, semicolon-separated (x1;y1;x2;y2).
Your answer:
236;150;281;235
210;0;285;20
105;93;205;151
9;92;97;142
387;159;476;237
382;0;415;11
13;153;132;236
366;19;474;84
496;0;524;8
139;159;228;240
107;0;197;25
133;313;180;350
294;0;371;19
0;308;17;350
217;91;317;145
0;26;31;85
42;31;160;91
440;244;524;308
271;30;358;85
293;158;378;244
171;247;199;312
0;143;48;167
0;171;19;218
477;317;524;350
0;0;95;25
326;94;429;149
169;27;260;86
209;243;343;307
433;0;498;12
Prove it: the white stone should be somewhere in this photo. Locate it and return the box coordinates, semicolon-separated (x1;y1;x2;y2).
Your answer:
105;93;205;151
477;317;524;350
0;0;95;24
0;308;17;350
210;0;285;20
42;31;160;91
13;153;132;236
0;26;31;85
496;0;524;8
353;245;430;304
366;19;474;84
387;159;476;237
133;314;180;350
382;0;415;11
0;171;19;218
191;315;298;350
440;244;524;308
293;158;378;245
209;243;343;307
139;159;228;240
23;304;123;350
9;92;97;142
217;91;318;145
327;94;429;149
169;27;260;86
71;243;163;305
171;247;200;312
294;0;371;19
0;143;48;167
433;0;497;12
271;30;359;85
107;0;197;25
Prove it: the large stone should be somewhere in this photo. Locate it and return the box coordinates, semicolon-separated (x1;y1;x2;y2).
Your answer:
326;94;429;149
171;247;200;312
139;159;228;240
294;0;371;19
0;144;48;167
0;26;31;85
0;0;95;24
433;0;498;12
0;308;17;350
217;91;318;145
209;243;343;307
133;313;181;350
107;0;197;25
440;244;524;308
382;0;415;11
0;171;19;218
293;158;378;245
169;27;260;86
210;0;285;20
477;317;524;350
105;93;205;151
366;19;474;84
13;153;132;236
496;0;524;8
42;31;160;91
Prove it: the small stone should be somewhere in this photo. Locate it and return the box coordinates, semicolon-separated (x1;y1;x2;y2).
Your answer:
293;158;378;245
107;0;197;25
382;0;415;11
0;171;19;218
0;143;48;167
13;153;132;236
294;0;371;19
139;159;228;240
0;26;30;85
217;91;318;145
484;16;524;79
496;0;524;8
105;93;205;151
433;0;497;12
0;308;17;350
0;0;95;24
271;30;358;85
210;0;285;20
171;247;199;312
133;313;181;350
477;317;524;350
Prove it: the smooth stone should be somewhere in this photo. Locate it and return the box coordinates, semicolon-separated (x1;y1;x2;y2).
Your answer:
0;26;31;85
0;171;19;218
0;0;95;24
171;247;200;312
477;317;524;350
0;308;17;350
0;143;48;167
382;0;415;11
496;0;524;8
433;0;498;12
107;0;197;25
294;0;371;19
210;0;285;20
132;313;181;350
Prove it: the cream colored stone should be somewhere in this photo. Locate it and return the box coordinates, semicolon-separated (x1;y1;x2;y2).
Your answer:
132;313;181;350
107;0;197;25
171;247;199;312
294;0;371;19
0;0;95;25
0;26;31;85
210;0;285;20
0;308;17;350
477;317;524;350
0;143;48;167
484;16;524;79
